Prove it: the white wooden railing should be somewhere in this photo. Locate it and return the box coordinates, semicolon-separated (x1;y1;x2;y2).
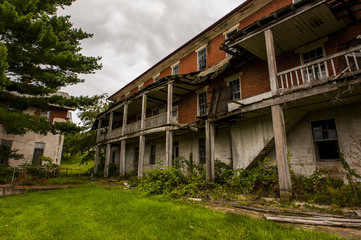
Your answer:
277;45;361;90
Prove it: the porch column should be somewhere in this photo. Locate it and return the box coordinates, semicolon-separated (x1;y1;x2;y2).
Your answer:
120;140;126;176
205;120;215;181
104;143;111;177
120;104;128;176
109;111;114;132
271;105;292;201
94;118;102;174
138;94;147;177
166;82;173;167
265;29;292;202
265;29;278;93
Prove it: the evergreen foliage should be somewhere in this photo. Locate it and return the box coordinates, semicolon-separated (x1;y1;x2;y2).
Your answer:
0;0;102;135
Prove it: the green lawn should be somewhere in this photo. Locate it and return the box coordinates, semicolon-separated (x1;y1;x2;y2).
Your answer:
60;156;94;174
0;185;342;240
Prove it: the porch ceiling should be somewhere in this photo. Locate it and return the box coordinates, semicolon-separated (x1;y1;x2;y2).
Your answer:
230;4;346;60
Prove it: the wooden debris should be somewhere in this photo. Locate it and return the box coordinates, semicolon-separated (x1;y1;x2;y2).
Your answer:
264;214;361;228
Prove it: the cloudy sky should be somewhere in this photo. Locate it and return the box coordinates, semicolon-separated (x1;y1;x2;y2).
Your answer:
58;0;244;100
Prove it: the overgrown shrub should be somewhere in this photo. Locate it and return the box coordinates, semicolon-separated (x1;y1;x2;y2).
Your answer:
0;166;16;184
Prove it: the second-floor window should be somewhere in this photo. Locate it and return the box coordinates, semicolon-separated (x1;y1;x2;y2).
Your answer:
172;64;179;75
229;79;241;100
41;110;50;122
197;47;207;71
198;91;207;116
153;74;160;82
302;47;327;81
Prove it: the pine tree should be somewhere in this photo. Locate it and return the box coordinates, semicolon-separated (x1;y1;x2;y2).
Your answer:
0;0;102;135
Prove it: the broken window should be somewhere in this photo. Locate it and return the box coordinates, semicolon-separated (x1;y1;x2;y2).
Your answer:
198;91;207;116
302;47;327;81
41;110;51;122
197;47;207;71
229;79;241;100
199;138;206;164
33;142;45;166
150;145;156;165
311;119;340;161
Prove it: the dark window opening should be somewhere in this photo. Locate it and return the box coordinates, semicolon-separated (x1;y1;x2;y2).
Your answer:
0;139;13;165
302;47;327;81
134;147;139;170
198;91;207;116
150;145;156;165
199;138;206;164
311;119;340;161
198;48;207;71
172;142;179;160
229;79;241;100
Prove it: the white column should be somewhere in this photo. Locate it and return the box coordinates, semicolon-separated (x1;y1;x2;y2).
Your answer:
120;140;126;176
166;82;173;167
138;135;145;177
104;143;111;177
122;104;128;136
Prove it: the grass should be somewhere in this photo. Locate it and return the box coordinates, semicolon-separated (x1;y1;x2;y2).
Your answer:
60;156;94;174
0;184;343;240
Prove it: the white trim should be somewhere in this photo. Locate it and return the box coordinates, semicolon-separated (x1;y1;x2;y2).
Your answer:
153;73;160;82
171;61;180;68
195;44;208;53
223;24;240;36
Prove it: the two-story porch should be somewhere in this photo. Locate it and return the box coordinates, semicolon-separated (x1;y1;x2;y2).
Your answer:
214;0;361;201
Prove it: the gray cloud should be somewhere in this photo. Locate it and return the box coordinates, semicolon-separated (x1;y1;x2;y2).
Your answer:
59;0;243;98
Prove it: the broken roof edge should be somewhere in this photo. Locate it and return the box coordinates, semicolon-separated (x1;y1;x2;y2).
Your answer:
108;0;256;102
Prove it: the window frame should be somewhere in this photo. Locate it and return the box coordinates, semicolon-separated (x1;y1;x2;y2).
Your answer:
171;61;180;75
228;78;241;100
197;91;207;116
196;45;207;71
33;142;45;166
224;24;239;58
310;118;340;161
153;73;160;83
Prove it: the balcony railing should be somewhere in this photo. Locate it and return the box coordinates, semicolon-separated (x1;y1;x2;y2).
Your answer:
276;45;361;90
98;111;178;142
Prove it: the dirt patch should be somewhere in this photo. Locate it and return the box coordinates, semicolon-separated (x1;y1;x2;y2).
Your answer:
0;184;81;197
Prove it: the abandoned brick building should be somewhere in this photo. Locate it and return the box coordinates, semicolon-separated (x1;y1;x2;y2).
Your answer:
0;92;73;166
95;0;361;199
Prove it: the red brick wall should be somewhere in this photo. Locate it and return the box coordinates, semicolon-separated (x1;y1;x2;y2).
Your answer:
178;92;198;124
160;68;171;79
241;59;270;99
130;87;138;97
50;109;68;123
208;34;227;67
180;52;197;74
143;78;153;88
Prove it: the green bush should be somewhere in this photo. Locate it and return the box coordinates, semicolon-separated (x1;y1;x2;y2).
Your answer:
0;166;16;184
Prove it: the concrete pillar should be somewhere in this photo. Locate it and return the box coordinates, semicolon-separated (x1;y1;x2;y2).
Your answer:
271;104;292;202
167;82;173;124
205;120;215;181
165;131;173;168
265;29;278;93
138;135;145;177
120;140;126;176
104;143;111;177
140;94;147;130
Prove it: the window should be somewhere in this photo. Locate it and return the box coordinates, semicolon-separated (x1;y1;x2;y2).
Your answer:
41;110;51;121
138;84;144;91
134;147;139;170
225;26;238;57
311;119;340;161
0;139;12;165
153;74;160;82
229;79;241;100
199;138;206;164
302;47;327;81
197;47;207;71
150;145;156;165
172;64;179;75
198;91;207;116
172;141;179;161
33;142;45;166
